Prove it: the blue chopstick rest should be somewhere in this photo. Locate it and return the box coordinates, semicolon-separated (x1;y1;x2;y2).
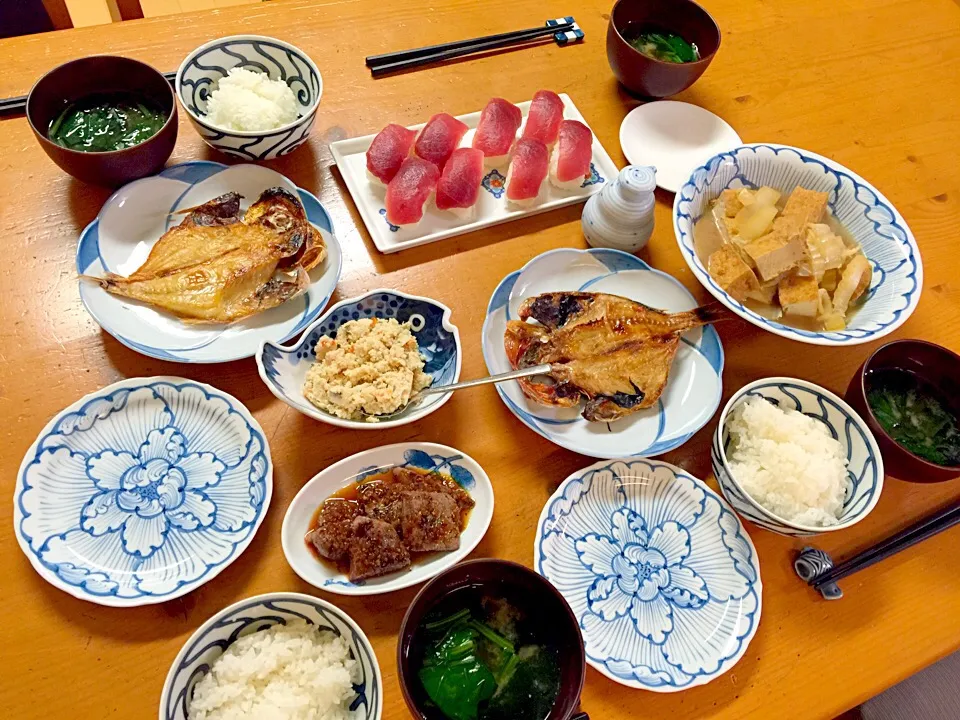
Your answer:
548;16;584;45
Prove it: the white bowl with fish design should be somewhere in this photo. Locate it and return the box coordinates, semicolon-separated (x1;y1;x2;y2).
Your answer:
14;377;272;607
536;457;762;691
281;443;494;596
160;591;382;720
481;248;724;459
673;143;922;345
77;161;342;363
176;35;322;160
712;377;884;537
257;290;461;429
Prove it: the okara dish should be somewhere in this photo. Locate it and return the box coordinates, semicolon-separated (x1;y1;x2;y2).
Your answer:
303;317;431;421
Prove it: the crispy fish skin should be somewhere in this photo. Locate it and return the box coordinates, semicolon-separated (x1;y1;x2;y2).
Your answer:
86;188;325;323
504;292;727;422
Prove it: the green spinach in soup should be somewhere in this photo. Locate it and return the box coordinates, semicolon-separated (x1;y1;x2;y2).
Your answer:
626;25;700;63
867;369;960;466
48;93;166;152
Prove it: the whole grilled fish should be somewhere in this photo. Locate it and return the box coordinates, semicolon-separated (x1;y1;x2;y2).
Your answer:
504;292;728;422
86;188;326;323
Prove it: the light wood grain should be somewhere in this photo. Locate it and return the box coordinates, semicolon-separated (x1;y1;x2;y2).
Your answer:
1;0;959;718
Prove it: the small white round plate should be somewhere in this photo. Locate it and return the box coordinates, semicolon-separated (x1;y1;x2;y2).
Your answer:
619;101;742;193
536;457;762;691
77;161;342;363
281;442;493;596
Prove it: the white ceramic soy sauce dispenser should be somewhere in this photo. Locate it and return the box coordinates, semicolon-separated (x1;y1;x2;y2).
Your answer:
581;165;657;253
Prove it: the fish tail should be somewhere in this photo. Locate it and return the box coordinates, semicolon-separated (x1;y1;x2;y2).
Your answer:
692;301;731;325
80;273;124;290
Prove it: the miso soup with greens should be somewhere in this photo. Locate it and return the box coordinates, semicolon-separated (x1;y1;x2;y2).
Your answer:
414;586;561;720
623;23;700;63
48;92;167;152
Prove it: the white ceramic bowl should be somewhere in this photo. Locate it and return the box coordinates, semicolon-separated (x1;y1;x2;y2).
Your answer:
176;35;322;160
712;377;884;537
674;144;922;345
257;289;461;429
160;592;382;720
282;442;494;595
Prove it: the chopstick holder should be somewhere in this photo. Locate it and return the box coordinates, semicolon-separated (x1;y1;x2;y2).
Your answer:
547;16;584;45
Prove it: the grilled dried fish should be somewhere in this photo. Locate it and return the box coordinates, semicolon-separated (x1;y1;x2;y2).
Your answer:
86;188;326;323
504;292;728;422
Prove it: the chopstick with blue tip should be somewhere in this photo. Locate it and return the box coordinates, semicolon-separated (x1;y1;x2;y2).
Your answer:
368;22;574;76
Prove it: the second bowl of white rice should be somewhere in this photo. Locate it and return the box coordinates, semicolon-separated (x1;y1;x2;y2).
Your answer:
712;377;884;537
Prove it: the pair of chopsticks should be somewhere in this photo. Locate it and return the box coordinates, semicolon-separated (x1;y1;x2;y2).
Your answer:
807;501;960;592
0;70;177;119
365;21;574;76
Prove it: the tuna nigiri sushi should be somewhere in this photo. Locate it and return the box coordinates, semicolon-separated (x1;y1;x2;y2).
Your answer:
436;148;485;220
505;138;549;208
522;90;564;146
549;120;593;191
385;157;440;226
472;98;523;167
414;113;468;171
366;123;417;187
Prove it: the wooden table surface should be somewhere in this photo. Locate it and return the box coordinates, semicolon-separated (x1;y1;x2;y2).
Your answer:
2;0;960;717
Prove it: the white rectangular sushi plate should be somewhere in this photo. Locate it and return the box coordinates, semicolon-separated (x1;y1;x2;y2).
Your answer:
329;94;619;254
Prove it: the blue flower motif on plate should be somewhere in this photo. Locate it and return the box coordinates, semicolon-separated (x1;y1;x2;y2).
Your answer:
581;162;604;187
481;169;506;199
378;208;400;232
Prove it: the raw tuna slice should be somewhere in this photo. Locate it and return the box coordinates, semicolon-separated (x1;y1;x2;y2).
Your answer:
472;97;523;166
522;90;564;145
549;120;593;191
505;138;549;208
435;147;484;220
414;113;468;171
385;157;440;226
366;123;417;186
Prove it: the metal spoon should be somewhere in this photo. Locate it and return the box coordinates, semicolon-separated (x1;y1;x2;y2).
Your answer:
361;363;553;421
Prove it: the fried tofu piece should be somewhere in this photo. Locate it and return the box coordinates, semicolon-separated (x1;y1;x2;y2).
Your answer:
778;272;820;317
782;187;829;225
306;499;361;562
348;516;410;581
718;189;744;218
708;245;760;302
400;491;461;552
743;227;806;282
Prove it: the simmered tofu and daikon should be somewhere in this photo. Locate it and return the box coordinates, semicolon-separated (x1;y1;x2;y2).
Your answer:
693;185;871;331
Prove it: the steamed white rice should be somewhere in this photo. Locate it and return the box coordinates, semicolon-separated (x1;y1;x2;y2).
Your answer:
726;395;849;527
188;621;359;720
204;67;299;132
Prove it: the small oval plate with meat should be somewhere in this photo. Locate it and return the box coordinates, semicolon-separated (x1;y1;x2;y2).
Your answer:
281;442;493;596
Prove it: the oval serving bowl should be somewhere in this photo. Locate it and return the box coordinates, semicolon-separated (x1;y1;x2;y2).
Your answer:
160;591;382;720
77;161;342;363
673;144;922;345
536;457;762;691
712;377;884;537
282;442;493;596
258;290;461;429
176;34;322;160
481;247;723;459
14;377;272;607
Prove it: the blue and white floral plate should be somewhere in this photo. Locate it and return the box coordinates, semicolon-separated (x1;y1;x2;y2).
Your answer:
536;458;762;691
673;143;922;345
257;289;461;429
160;592;381;720
481;248;724;459
14;377;272;607
281;443;493;596
77;161;342;363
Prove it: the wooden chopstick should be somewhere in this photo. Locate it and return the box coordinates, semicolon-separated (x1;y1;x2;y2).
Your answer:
369;22;574;77
366;21;573;68
812;502;960;590
0;70;177;119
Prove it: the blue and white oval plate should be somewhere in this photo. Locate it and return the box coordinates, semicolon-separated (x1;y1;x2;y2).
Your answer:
77;161;342;363
481;248;724;459
536;458;762;691
14;376;272;607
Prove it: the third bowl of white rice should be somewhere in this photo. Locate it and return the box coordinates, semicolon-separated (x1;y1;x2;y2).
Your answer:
711;377;884;537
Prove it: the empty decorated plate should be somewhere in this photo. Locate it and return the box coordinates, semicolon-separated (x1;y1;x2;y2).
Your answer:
536;458;762;691
77;161;342;363
481;248;724;459
14;377;272;606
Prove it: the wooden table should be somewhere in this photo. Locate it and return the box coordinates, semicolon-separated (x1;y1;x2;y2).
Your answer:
2;0;960;717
